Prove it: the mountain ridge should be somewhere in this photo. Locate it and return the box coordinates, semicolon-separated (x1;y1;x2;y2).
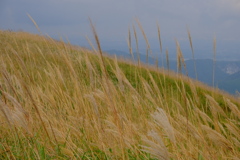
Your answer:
106;49;240;94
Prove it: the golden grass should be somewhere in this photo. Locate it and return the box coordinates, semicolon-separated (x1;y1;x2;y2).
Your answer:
132;24;140;66
0;29;239;159
213;36;217;87
136;19;151;64
187;27;198;80
157;22;163;68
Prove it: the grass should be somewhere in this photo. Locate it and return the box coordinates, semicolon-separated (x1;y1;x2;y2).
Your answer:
0;28;239;160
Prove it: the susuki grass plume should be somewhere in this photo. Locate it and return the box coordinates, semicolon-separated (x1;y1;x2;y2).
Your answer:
89;18;108;80
157;22;163;68
132;24;140;66
135;18;151;64
213;36;217;87
127;27;134;61
187;27;198;80
176;40;188;77
176;40;182;74
166;48;170;72
27;14;41;34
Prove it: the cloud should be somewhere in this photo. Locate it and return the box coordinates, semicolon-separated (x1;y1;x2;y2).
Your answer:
218;0;240;12
0;0;239;56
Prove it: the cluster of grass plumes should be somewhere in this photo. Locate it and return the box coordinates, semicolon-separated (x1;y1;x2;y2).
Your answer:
0;30;240;159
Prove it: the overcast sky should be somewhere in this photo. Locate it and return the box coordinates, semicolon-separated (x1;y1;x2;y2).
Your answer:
1;0;240;59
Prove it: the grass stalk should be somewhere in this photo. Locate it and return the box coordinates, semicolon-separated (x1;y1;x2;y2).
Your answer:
212;36;217;87
135;19;151;64
127;27;134;61
89;18;109;81
27;14;42;35
165;48;169;74
187;27;198;80
157;22;163;68
132;24;140;66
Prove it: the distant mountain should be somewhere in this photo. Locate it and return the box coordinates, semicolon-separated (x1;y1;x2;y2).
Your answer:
218;71;240;94
185;59;227;85
226;71;240;79
105;49;156;64
105;50;240;95
218;61;240;75
105;50;132;59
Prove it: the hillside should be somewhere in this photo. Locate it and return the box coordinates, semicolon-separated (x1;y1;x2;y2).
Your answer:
106;50;240;94
0;30;239;159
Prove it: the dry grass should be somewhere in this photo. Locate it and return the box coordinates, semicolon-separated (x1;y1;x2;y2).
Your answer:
157;22;163;68
132;24;140;66
0;29;239;159
136;19;151;64
187;27;198;80
213;36;217;87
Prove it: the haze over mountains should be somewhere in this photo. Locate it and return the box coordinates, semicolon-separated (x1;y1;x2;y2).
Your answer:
106;49;240;95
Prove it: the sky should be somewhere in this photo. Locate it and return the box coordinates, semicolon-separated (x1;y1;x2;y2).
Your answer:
0;0;240;60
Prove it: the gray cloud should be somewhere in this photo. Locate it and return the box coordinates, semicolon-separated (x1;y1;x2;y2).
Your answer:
0;0;239;59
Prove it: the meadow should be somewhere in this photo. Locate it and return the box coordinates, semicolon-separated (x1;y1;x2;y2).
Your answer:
0;25;239;159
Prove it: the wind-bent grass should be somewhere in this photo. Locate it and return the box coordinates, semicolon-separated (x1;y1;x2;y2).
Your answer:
0;29;239;160
157;22;163;68
128;27;134;61
187;27;198;80
187;28;198;80
213;36;217;87
136;19;151;64
132;24;141;66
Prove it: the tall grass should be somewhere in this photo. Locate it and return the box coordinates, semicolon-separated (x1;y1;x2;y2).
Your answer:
213;36;217;87
0;27;239;160
136;19;151;64
187;28;198;80
132;24;140;66
157;23;163;68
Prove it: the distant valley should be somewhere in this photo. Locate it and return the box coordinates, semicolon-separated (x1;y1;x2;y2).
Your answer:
105;50;240;95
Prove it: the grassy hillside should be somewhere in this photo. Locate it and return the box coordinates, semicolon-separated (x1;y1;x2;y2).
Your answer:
0;30;239;159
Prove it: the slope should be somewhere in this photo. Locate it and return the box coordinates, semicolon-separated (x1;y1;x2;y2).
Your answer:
106;50;240;94
0;30;239;159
